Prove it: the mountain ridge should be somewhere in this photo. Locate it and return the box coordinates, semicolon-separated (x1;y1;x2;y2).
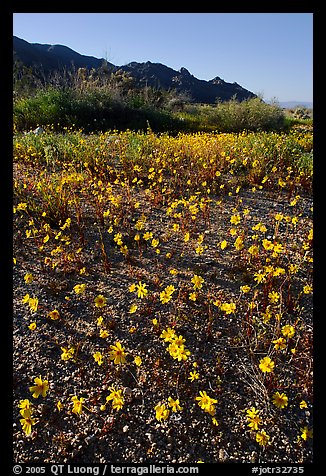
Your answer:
13;36;256;104
277;101;313;110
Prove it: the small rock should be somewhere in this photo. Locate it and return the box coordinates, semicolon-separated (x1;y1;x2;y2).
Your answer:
85;435;95;445
123;387;133;397
218;448;229;461
33;127;44;135
145;432;153;442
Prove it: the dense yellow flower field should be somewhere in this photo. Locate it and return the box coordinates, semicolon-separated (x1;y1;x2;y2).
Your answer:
13;126;313;463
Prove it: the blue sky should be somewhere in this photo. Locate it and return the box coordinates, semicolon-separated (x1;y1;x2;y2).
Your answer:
13;13;313;103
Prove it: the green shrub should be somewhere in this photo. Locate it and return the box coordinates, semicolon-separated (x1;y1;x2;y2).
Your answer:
13;88;76;130
210;97;286;132
13;84;192;133
13;78;287;134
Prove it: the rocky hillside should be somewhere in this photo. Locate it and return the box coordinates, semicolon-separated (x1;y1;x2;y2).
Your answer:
13;35;256;104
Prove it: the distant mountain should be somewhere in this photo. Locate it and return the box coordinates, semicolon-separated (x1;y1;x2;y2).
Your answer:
278;101;313;110
13;36;111;72
13;36;256;104
118;62;256;103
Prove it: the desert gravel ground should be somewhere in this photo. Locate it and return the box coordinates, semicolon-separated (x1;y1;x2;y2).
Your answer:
13;164;313;465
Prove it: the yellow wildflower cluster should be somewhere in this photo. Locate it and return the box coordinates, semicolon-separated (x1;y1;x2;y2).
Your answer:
13;126;313;459
159;284;176;304
104;387;125;411
246;407;270;446
19;399;36;436
196;390;218;416
160;327;191;361
22;294;39;313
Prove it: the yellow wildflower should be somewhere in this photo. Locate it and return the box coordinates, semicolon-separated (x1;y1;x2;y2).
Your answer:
196;390;218;415
300;426;313;441
24;273;34;284
188;371;200;382
135;281;148;298
154;403;170;421
259;356;275;373
20;408;37;436
129;304;138;314
60;347;75;361
109;341;127;365
73;283;86;294
220;301;236;314
272;337;287;350
29;376;49;398
71;395;84;415
48;309;60;320
281;324;295;339
191;274;204;290
168;397;182;412
160;327;177;342
246;407;262;430
256;430;270;446
99;329;109;338
94;294;107;308
272;391;288;409
93;351;104;366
